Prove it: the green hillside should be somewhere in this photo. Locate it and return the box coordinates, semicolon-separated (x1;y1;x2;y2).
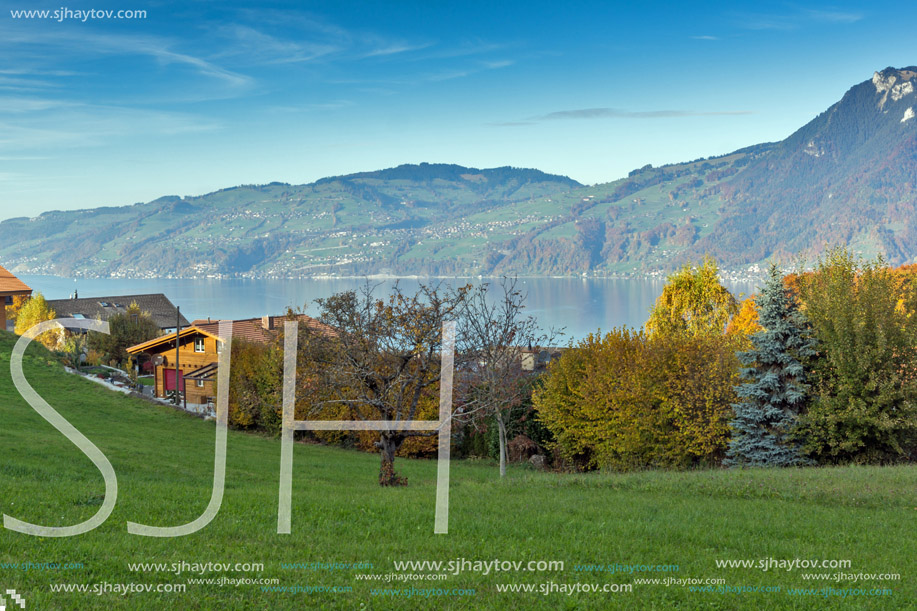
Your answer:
3;68;917;279
0;331;914;609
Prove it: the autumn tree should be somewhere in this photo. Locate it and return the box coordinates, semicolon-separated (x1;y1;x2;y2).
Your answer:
228;338;284;433
454;277;562;477
725;295;762;338
725;265;816;467
289;313;443;458
795;249;917;463
303;282;472;486
534;328;739;470
5;294;28;326
14;293;62;350
646;256;738;337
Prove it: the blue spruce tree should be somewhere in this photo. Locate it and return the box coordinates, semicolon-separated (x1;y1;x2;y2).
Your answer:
725;265;816;467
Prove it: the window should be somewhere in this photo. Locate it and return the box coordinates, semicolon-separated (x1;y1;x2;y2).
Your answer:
216;340;224;354
194;338;205;352
196;379;204;388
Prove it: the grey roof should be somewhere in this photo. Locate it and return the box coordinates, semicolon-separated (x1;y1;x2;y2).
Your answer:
46;293;190;330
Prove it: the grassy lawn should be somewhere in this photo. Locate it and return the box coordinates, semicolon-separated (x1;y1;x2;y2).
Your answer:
0;331;914;609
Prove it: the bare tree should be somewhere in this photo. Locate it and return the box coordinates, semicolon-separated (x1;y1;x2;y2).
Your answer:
455;277;563;477
295;278;558;484
300;282;471;486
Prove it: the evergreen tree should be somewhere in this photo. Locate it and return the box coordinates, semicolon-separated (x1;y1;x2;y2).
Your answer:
725;265;815;467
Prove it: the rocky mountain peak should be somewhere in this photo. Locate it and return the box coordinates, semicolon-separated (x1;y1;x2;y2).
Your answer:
872;66;917;109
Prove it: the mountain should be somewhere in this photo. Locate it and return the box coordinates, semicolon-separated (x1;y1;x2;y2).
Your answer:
2;68;917;279
0;163;582;278
693;66;917;266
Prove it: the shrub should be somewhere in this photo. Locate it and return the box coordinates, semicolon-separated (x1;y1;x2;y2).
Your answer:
795;249;917;463
86;302;160;368
533;329;739;470
228;339;283;433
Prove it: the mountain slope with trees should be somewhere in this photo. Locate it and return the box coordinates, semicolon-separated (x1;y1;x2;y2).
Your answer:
2;68;917;278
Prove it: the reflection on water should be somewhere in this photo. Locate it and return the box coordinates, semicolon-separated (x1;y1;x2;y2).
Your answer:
22;276;761;342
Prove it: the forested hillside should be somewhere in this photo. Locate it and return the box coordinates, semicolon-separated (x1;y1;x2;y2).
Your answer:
2;67;916;278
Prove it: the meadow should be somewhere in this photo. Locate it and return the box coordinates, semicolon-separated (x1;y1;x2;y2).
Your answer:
0;331;914;609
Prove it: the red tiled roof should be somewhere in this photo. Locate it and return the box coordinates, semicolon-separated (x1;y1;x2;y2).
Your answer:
0;264;32;295
191;314;334;344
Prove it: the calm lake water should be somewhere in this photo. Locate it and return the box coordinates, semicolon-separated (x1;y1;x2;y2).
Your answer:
21;276;760;342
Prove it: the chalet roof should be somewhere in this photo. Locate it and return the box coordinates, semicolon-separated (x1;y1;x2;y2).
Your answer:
127;314;334;355
192;314;334;344
0;264;32;295
126;326;221;354
46;293;189;330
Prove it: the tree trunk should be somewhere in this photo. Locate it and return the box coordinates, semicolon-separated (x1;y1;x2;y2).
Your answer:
378;433;407;486
496;412;507;478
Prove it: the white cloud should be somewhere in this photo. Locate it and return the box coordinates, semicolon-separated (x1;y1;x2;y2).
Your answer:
0;106;222;152
0;96;71;112
732;7;863;30
529;107;754;121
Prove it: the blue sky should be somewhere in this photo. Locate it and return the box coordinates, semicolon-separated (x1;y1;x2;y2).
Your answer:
1;0;914;219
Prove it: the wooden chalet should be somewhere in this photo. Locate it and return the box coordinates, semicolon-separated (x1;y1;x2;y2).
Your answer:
0;264;33;331
126;325;225;406
126;314;330;407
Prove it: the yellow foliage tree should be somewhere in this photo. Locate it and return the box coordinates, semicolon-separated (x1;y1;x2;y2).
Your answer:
646;256;738;337
14;293;62;350
533;328;739;470
5;294;29;325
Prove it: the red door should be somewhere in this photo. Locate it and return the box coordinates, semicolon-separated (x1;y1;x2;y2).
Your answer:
163;369;185;391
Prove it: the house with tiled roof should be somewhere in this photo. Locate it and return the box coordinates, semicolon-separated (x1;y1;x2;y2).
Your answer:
126;313;332;409
0;264;33;331
191;314;332;343
46;293;189;333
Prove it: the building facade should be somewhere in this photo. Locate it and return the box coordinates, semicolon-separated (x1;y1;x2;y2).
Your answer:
0;264;33;332
127;314;330;410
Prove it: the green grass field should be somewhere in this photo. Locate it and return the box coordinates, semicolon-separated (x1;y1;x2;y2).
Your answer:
1;331;914;609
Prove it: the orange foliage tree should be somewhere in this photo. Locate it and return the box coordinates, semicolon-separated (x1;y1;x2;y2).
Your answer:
725;295;762;338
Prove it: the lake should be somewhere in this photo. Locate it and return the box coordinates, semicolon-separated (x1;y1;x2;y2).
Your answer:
20;276;761;342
